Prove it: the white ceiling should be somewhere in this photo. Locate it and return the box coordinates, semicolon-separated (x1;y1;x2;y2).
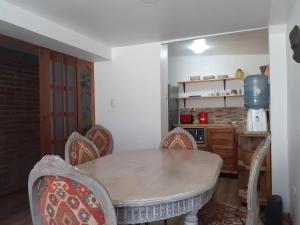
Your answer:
168;29;269;57
4;0;272;47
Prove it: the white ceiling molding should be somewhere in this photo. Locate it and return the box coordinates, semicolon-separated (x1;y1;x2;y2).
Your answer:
4;0;271;47
167;29;269;57
161;27;268;45
0;1;111;61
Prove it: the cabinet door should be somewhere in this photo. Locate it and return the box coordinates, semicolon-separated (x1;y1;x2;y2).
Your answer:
208;127;237;174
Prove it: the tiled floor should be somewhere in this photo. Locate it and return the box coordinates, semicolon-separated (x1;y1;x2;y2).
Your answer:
0;176;238;225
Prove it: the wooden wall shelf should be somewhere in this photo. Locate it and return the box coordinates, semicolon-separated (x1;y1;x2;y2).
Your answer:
177;95;244;100
177;77;244;108
178;77;244;84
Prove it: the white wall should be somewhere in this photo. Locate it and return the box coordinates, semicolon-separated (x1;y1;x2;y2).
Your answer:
168;54;269;85
269;25;290;212
286;0;300;222
94;43;162;152
160;44;169;138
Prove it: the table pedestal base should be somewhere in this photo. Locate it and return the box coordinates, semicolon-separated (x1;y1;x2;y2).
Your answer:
184;210;199;225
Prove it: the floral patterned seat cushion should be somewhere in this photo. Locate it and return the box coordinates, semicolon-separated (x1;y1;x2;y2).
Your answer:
39;176;105;225
69;140;99;166
198;201;247;225
86;129;112;156
161;133;194;150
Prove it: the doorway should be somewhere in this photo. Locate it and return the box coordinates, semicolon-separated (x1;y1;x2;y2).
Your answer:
0;46;39;196
0;35;95;197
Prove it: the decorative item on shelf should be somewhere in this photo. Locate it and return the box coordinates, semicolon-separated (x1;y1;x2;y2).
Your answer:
231;89;238;95
203;75;215;80
180;113;193;124
289;25;300;63
217;75;229;79
190;75;201;81
235;68;244;78
260;65;270;76
198;112;208;124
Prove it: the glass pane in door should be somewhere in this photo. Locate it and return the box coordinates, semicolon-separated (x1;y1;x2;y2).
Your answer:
79;65;92;134
65;62;77;137
49;59;65;157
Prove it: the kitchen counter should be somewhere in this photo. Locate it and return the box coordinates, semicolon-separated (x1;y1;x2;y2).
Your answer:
176;123;237;128
236;130;270;137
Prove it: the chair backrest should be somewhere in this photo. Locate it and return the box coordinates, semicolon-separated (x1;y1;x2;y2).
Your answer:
28;155;117;225
65;132;100;166
246;135;271;225
159;127;198;150
85;125;113;156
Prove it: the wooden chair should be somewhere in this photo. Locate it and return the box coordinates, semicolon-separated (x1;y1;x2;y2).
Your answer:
86;125;113;156
28;155;117;225
65;132;100;166
199;135;271;225
159;127;198;150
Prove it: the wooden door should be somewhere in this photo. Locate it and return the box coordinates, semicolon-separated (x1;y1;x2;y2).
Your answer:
77;59;95;134
208;127;237;174
39;49;93;157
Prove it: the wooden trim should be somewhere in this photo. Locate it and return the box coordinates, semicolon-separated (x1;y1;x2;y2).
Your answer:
76;59;82;132
90;62;95;127
0;33;38;55
39;48;51;156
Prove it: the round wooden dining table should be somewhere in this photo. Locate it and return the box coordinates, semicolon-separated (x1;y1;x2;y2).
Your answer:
78;149;223;225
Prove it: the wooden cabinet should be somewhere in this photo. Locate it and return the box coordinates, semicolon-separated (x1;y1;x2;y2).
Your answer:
237;132;271;206
208;127;237;174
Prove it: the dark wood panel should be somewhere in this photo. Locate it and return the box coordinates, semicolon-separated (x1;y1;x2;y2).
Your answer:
39;48;51;156
0;47;40;195
208;127;237;174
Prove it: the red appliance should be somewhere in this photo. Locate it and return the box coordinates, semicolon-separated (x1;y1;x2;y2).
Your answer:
198;112;208;124
180;114;193;124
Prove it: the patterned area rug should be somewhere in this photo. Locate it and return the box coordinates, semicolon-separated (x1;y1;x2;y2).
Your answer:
198;201;247;225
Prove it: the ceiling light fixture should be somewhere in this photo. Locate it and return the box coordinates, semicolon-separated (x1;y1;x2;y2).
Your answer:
188;39;210;54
